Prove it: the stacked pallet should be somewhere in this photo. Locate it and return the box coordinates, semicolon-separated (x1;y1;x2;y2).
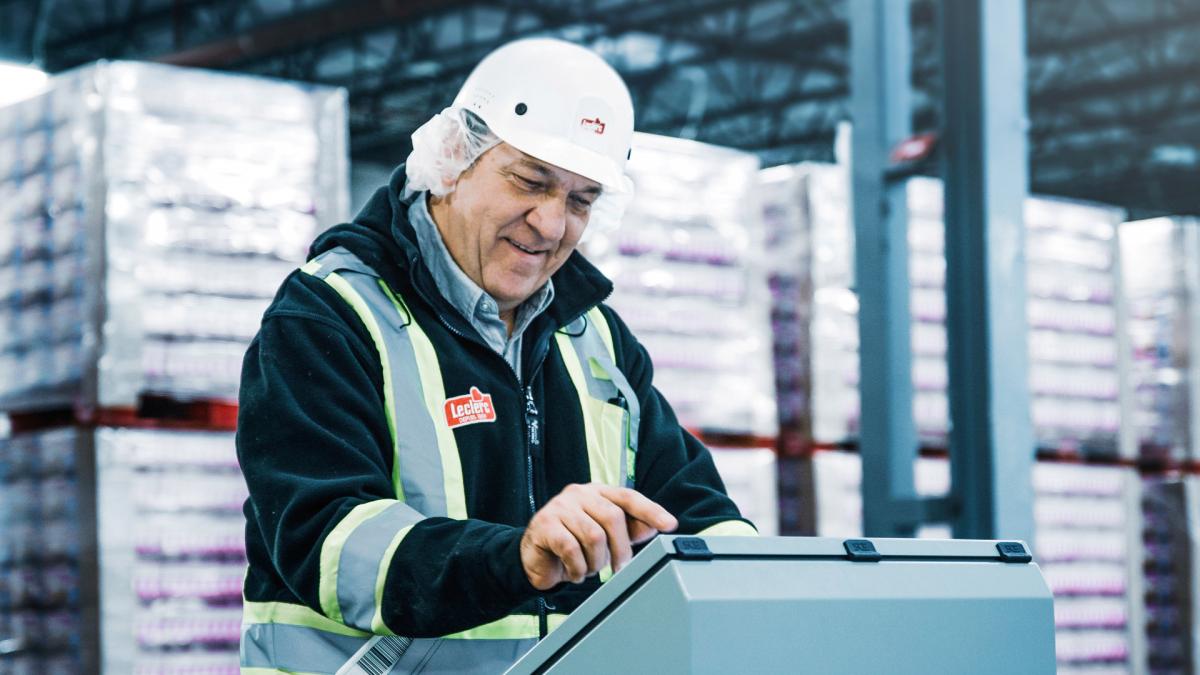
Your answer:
0;61;346;674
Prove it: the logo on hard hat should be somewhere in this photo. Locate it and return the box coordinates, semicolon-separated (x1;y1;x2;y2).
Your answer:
444;387;497;429
580;117;606;135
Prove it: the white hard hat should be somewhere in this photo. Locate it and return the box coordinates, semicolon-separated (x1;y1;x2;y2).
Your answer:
452;38;635;191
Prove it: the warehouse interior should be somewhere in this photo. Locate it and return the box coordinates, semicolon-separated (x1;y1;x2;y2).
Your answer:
1;0;1199;672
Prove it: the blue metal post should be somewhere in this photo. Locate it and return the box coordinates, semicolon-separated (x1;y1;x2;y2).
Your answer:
941;0;1035;543
850;0;919;537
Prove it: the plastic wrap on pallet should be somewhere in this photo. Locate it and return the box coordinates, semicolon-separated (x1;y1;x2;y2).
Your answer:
708;447;778;536
0;428;89;672
1022;196;1128;456
0;72;98;413
762;163;1130;456
95;427;245;674
0;61;349;411
1140;477;1199;673
910;178;1130;453
789;451;1145;670
760;164;860;447
580;133;776;437
1119;217;1200;463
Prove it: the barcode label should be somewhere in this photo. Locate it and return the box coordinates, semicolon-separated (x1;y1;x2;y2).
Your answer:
335;635;413;675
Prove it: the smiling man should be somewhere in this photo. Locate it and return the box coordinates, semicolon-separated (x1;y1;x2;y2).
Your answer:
236;38;755;674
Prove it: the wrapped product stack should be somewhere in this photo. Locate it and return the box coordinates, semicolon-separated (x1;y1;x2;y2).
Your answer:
0;61;346;411
0;61;347;674
760;163;1129;456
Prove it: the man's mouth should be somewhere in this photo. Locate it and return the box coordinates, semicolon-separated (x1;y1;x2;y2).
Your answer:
506;238;546;255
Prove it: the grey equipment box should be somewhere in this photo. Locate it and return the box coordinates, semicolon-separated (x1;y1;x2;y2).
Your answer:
505;535;1055;674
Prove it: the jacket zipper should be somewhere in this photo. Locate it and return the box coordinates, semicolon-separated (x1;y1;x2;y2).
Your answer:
524;386;540;514
525;385;550;638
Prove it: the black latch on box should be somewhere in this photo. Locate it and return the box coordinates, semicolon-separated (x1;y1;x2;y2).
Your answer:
843;539;882;562
673;537;714;560
995;541;1033;563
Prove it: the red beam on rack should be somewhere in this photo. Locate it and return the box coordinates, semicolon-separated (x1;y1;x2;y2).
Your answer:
6;408;78;435
85;395;239;431
689;428;777;451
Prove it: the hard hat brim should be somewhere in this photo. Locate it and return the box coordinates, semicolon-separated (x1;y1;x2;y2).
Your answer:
489;118;630;194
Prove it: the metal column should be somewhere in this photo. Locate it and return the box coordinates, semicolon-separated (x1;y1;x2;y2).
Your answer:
941;0;1035;543
850;0;924;537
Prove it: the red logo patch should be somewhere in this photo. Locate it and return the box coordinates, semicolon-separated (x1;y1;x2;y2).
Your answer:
580;117;606;135
444;387;497;429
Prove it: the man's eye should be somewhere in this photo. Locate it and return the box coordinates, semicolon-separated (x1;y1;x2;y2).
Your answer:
514;175;544;191
569;196;594;212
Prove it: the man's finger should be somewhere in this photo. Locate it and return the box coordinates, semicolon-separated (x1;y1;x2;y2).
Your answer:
626;517;664;545
560;508;610;578
582;496;633;573
542;521;588;583
598;485;678;533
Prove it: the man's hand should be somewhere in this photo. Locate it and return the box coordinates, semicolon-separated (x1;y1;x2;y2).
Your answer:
520;483;678;590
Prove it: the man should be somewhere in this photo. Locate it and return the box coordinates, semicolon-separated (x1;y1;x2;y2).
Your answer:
237;37;754;674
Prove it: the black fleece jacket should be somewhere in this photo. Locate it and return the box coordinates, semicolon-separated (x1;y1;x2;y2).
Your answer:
237;165;749;637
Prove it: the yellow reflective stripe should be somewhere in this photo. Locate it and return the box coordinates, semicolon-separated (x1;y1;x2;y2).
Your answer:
556;331;620;487
586;356;637;485
369;523;416;635
587;306;615;359
594;403;625;486
318;500;396;624
242;601;370;638
300;260;323;275
549;613;568;634
443;613;570;640
599;565;614;583
585;310;636;485
696;520;759;536
321;273;400;490
379;284;468;521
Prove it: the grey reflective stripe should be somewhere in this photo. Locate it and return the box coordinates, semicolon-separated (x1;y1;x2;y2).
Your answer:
569;318;619;402
241;622;535;674
565;313;641;486
393;637;537;674
307;246;449;517
241;622;370;674
379;308;449;517
337;502;424;632
589;354;640;452
560;314;586;336
307;247;381;280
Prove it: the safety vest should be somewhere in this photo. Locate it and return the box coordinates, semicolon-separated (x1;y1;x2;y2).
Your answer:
240;246;642;674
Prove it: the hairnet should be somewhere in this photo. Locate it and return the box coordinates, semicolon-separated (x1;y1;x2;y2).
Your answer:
403;107;633;241
403;107;500;199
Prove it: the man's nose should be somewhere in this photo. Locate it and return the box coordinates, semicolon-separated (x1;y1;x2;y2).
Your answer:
525;194;567;242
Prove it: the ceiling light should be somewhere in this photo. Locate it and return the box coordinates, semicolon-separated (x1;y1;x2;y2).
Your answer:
1151;144;1198;167
0;61;48;108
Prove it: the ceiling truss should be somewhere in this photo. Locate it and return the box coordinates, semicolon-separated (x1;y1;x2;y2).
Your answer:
1;0;1197;216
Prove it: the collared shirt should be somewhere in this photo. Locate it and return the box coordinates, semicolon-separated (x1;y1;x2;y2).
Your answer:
408;193;554;378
